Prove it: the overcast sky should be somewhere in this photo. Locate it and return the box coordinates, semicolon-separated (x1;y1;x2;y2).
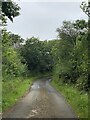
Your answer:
6;1;88;40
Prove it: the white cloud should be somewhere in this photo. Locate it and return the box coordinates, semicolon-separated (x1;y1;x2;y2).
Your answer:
7;2;88;40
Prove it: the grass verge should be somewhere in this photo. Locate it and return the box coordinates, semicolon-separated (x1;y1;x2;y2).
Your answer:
51;80;88;118
2;72;51;112
2;76;37;112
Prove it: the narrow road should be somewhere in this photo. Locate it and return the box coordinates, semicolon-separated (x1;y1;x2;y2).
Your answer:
3;78;77;118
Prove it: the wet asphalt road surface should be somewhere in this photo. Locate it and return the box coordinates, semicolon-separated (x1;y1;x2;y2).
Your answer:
3;78;77;118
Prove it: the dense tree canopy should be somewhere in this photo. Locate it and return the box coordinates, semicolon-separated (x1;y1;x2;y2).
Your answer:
20;37;54;73
53;20;89;91
2;30;27;80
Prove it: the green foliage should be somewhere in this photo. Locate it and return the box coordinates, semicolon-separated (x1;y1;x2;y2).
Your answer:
2;73;51;112
51;80;88;118
2;1;20;22
2;77;36;111
80;1;90;17
53;20;89;92
20;37;54;73
2;30;27;80
57;21;77;46
9;33;24;45
2;2;89;117
73;19;88;30
76;76;88;91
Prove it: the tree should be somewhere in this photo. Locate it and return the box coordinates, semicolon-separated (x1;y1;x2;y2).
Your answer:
20;37;53;73
1;0;20;22
52;19;89;91
2;30;27;80
80;1;90;17
80;1;90;91
56;21;77;46
1;1;27;80
9;33;24;48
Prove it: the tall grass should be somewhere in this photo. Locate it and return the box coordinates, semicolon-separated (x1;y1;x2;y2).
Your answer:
2;77;36;112
51;80;88;118
2;72;51;112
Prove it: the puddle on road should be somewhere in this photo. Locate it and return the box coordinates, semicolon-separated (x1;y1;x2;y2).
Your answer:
27;109;38;118
32;110;38;114
31;84;40;89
